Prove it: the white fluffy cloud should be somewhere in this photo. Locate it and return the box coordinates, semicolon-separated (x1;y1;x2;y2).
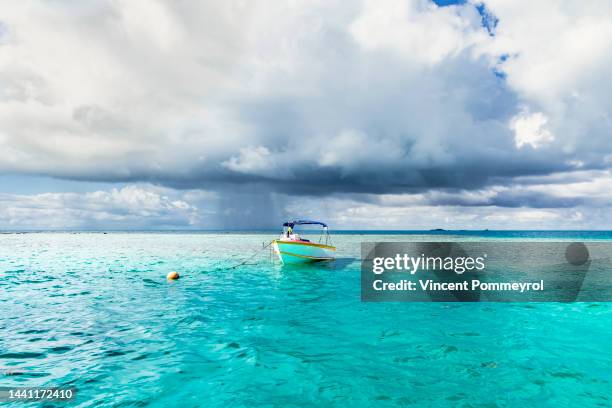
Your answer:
483;0;612;157
222;146;279;177
0;185;210;229
350;0;487;64
0;0;252;179
510;109;554;149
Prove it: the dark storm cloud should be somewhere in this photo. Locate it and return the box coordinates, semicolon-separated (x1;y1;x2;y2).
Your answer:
424;189;585;208
1;0;612;228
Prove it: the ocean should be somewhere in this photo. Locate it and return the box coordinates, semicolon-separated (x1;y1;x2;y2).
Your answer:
0;232;610;407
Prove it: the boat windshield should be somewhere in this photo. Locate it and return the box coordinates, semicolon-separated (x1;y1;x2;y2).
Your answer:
281;220;331;245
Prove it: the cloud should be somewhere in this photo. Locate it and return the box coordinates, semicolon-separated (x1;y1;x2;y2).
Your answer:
222;146;278;177
349;0;487;64
1;169;611;230
283;193;599;230
510;109;554;149
0;1;611;228
284;193;610;231
482;0;612;157
0;185;212;229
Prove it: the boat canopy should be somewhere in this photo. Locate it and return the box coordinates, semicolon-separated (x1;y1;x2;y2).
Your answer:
283;220;327;228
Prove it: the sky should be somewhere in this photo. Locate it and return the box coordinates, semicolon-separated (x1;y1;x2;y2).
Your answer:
1;0;612;230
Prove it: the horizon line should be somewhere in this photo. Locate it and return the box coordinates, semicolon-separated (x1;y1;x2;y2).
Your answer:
2;229;612;233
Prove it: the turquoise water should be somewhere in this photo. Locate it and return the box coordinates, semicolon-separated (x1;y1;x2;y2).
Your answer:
1;232;610;407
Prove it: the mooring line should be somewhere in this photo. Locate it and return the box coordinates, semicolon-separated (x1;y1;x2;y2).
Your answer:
215;241;273;270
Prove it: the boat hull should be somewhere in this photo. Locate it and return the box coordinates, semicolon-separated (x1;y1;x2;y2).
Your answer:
273;240;335;264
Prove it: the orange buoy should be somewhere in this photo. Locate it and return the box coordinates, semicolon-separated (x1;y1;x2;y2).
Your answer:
167;271;180;280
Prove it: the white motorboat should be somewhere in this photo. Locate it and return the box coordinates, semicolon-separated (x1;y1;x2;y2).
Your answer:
272;220;335;264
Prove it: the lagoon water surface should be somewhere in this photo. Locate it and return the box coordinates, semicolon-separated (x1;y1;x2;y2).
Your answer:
0;232;610;407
